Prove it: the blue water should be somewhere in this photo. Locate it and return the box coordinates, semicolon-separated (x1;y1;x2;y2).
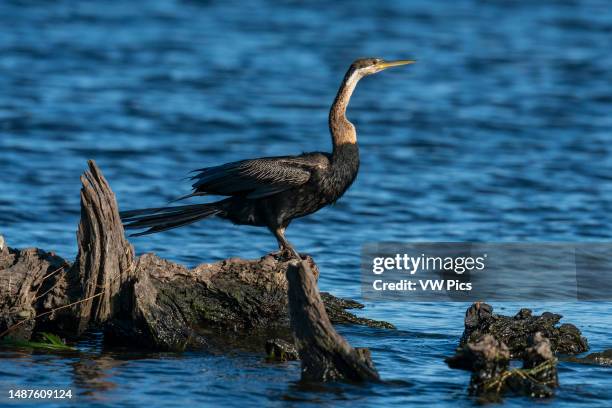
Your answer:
1;0;611;406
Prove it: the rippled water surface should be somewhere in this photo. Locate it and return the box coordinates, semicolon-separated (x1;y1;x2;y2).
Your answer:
1;0;611;406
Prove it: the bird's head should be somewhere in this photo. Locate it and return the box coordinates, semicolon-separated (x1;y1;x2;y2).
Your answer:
350;57;415;78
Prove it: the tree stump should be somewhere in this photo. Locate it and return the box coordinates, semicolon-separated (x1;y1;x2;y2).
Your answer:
72;161;136;333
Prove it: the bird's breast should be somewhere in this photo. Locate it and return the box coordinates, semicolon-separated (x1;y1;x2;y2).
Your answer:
319;144;360;203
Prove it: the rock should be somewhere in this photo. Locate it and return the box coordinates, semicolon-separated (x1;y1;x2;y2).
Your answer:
460;302;588;358
265;338;298;362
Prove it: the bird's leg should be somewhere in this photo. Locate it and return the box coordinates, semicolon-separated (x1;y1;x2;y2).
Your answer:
273;227;302;260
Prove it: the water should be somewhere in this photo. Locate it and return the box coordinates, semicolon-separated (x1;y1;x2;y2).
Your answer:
1;0;611;406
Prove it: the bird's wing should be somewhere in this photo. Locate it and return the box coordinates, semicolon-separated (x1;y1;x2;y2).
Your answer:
189;154;329;199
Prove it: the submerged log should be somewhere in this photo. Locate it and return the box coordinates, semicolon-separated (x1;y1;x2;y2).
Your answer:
286;260;379;382
0;161;392;360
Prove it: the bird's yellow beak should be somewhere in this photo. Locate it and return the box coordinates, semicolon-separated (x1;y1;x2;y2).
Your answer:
377;60;416;70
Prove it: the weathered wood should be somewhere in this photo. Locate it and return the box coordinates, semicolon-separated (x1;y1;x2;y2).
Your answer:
105;252;318;350
104;251;392;351
0;243;70;340
0;161;392;366
286;260;379;382
72;160;136;333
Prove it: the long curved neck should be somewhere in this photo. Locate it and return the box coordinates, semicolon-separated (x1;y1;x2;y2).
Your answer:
329;69;361;153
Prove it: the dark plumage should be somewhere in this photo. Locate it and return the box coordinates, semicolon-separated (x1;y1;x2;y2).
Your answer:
121;58;414;258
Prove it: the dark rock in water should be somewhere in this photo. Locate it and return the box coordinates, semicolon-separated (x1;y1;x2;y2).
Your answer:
460;302;588;358
265;338;298;362
446;332;559;400
563;349;612;366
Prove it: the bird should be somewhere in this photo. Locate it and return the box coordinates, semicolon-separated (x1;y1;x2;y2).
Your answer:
120;58;414;259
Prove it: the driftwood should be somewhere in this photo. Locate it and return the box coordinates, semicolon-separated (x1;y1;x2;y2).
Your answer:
0;161;389;382
286;260;379;381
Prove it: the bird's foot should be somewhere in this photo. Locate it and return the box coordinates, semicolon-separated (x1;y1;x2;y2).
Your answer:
269;249;284;260
272;247;304;261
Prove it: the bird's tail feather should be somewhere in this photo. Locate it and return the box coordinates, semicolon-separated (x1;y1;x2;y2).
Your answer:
120;203;223;236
